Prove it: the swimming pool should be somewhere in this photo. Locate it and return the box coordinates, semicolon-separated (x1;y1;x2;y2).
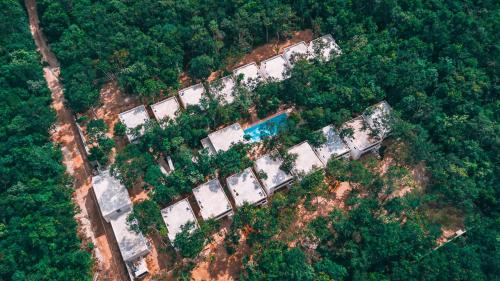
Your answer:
244;113;287;143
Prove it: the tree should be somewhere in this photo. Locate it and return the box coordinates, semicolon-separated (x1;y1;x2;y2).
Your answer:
188;55;214;81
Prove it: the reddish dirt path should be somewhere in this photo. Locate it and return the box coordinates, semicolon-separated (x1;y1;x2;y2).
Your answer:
24;0;130;280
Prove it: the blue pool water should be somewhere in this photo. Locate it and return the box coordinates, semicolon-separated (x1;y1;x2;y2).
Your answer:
244;113;287;143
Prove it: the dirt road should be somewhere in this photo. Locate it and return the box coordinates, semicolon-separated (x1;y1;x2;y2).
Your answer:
24;0;129;280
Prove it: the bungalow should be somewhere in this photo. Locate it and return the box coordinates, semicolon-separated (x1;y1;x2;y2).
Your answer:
283;41;309;66
150;96;181;126
308;34;342;61
92;170;132;223
178;83;206;109
259;54;290;81
233;62;264;89
226;167;268;207
288;141;324;176
253;153;294;195
161;198;199;245
192;179;234;220
209;75;236;105
362;101;392;139
341;116;382;160
314;125;350;165
118;105;150;142
201;123;246;154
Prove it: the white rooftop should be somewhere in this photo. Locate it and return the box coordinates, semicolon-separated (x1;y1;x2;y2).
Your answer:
226;168;267;207
207;123;245;153
308;34;341;61
178;83;206;109
109;209;150;262
119;105;150;142
150;96;180;125
92;170;132;221
193;179;233;220
161;198;199;243
363;101;392;139
288;141;324;176
315;125;350;165
260;54;290;81
209;76;235;104
233;62;263;89
283;41;309;65
341;116;381;153
254;153;293;194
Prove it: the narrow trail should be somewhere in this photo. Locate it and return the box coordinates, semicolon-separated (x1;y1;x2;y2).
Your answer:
24;0;129;280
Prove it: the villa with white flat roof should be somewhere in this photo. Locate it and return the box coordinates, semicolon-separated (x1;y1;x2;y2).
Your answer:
119;105;150;142
209;76;236;105
226;167;267;207
362;101;392;139
178;83;206;109
283;41;309;66
314;125;350;165
308;34;342;61
193;179;233;220
150;96;180;126
109;209;150;263
260;54;290;81
201;123;245;154
254;153;294;195
161;198;199;244
92;170;132;223
288;141;324;176
341;116;382;160
233;62;263;89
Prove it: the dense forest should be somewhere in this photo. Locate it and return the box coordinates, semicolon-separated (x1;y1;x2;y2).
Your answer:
0;1;92;280
9;0;500;280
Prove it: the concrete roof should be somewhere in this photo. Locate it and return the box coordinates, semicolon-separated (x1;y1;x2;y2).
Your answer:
207;123;245;153
92;170;132;220
363;101;392;139
315;125;350;165
288;141;324;176
193;179;233;220
260;54;290;81
178;83;206;109
226;168;267;207
209;76;235;104
283;41;309;65
233;62;263;89
161;198;199;243
150;96;180;125
308;34;342;61
119;105;150;141
109;209;150;262
254;153;293;194
341;116;381;152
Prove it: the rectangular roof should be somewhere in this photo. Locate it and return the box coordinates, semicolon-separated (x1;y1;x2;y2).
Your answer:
207;123;245;153
341;116;381;152
315;125;350;165
288;141;324;176
308;34;342;61
260;54;290;81
193;179;233;220
118;105;150;141
161;198;199;243
92;170;132;219
362;101;392;139
226;168;267;207
178;83;206;109
254;153;293;194
209;76;235;104
233;62;263;89
150;96;180;125
109;209;150;262
283;41;309;65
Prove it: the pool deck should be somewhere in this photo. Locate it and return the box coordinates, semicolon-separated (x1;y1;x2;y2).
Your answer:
241;108;293;129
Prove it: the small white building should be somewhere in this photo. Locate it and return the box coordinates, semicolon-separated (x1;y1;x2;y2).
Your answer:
226;167;268;207
233;62;263;89
362;101;392;139
193;179;233;220
209;76;236;105
308;34;342;61
178;83;206;109
92;170;132;223
201;123;245;154
119;105;151;142
150;96;181;126
341;116;382;160
288;141;324;176
253;153;294;195
283;41;309;66
260;54;290;81
314;125;350;165
161;198;199;244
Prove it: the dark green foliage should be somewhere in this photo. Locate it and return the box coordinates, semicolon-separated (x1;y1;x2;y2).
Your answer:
174;220;219;259
0;1;92;279
86;119;114;165
128;199;166;236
